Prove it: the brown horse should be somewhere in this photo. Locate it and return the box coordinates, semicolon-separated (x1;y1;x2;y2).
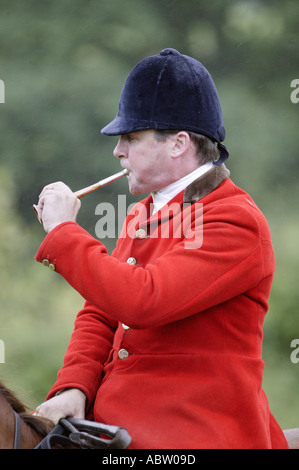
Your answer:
0;380;132;449
0;380;54;448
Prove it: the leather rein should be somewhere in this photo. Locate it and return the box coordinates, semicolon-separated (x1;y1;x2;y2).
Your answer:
12;410;21;449
12;410;131;449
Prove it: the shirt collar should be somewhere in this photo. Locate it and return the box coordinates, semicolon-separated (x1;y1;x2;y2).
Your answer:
151;162;214;214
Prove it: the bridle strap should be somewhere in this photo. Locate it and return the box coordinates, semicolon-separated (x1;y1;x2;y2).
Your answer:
13;410;21;449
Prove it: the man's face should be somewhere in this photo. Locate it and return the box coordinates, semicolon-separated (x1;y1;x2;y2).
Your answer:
113;130;175;195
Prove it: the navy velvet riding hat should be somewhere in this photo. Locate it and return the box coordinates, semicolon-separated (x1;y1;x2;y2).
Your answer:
101;48;229;165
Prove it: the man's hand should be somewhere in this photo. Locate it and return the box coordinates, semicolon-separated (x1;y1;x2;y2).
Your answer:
36;182;81;233
34;388;87;424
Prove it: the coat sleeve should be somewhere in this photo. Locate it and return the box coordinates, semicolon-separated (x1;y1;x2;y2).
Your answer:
35;201;274;330
45;300;118;407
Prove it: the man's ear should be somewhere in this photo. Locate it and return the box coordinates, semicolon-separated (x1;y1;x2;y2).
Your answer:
171;131;191;159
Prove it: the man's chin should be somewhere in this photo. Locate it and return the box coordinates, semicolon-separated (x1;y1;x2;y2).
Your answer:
128;176;151;196
130;188;148;196
129;184;149;196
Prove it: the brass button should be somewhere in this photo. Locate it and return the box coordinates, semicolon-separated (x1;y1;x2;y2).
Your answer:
135;228;147;239
42;259;50;267
122;323;130;330
118;349;129;360
49;263;56;271
127;257;137;265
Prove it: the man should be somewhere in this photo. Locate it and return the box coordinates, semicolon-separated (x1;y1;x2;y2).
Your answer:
34;49;288;448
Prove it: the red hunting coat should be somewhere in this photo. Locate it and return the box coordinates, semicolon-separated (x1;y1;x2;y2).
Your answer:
35;164;288;449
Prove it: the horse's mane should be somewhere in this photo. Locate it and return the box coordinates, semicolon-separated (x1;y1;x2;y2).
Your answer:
0;380;54;438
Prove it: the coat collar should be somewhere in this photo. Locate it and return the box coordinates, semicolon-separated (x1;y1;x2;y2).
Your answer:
126;164;230;232
183;164;230;204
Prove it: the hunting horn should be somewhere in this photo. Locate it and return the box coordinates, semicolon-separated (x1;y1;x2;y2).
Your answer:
33;168;129;223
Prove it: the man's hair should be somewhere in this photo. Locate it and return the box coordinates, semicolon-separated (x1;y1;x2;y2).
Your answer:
154;130;220;165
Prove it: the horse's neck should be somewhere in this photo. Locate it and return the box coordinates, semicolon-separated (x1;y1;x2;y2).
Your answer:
0;395;41;449
0;395;15;448
19;418;42;449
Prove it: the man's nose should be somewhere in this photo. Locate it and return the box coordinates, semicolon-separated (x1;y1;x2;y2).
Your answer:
113;138;127;159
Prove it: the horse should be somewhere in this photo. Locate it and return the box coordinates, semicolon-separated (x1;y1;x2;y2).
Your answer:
0;380;132;449
1;379;299;449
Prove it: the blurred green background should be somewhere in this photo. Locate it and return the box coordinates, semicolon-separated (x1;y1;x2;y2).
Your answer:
0;0;298;431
